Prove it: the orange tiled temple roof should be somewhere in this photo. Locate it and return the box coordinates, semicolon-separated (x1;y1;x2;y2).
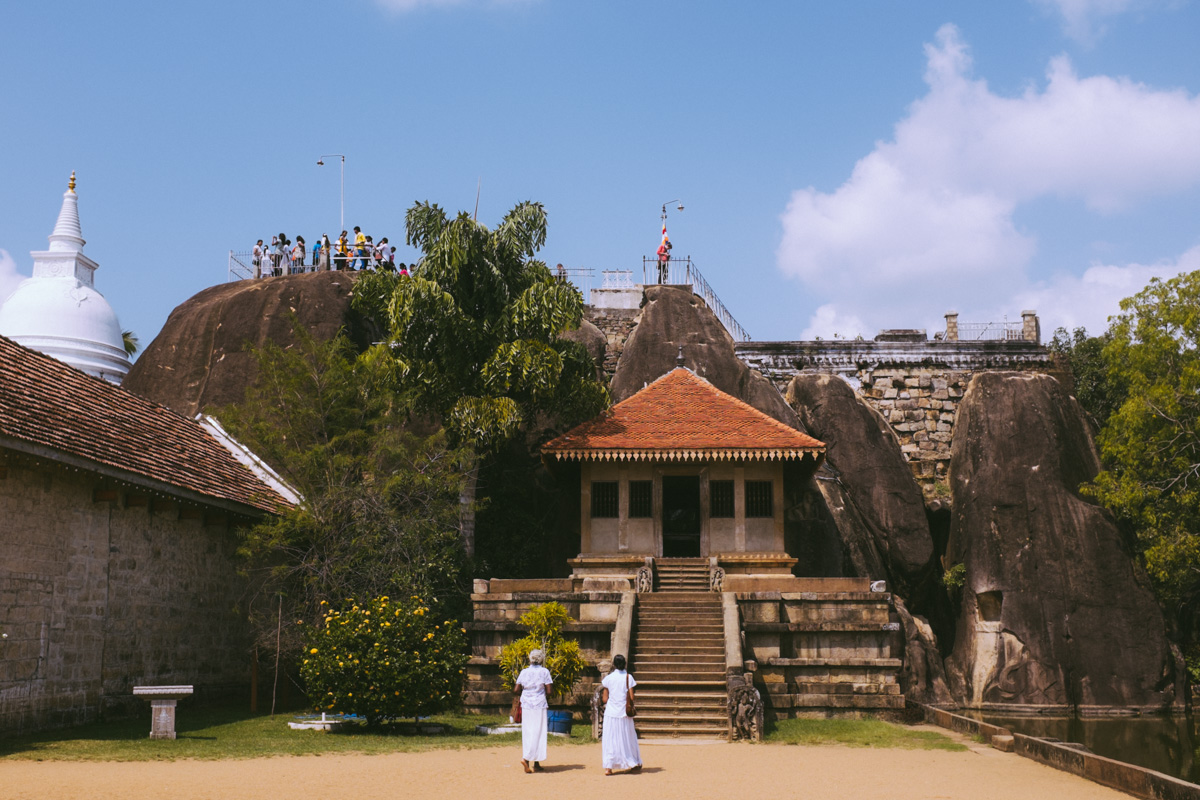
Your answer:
543;367;824;461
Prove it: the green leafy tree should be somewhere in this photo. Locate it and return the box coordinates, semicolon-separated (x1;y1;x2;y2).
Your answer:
1049;326;1125;427
1086;271;1200;621
301;595;468;726
217;323;471;656
498;602;587;700
368;200;609;556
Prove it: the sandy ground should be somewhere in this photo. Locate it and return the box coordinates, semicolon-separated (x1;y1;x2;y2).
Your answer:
0;730;1130;800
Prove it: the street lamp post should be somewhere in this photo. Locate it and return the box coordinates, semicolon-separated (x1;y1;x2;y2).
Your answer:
317;154;345;232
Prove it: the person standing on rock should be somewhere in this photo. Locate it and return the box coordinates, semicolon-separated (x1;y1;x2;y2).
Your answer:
513;649;553;774
656;237;672;284
600;654;641;776
252;240;264;278
292;236;306;274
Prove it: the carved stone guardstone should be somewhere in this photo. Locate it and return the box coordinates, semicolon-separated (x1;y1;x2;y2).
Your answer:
709;557;725;592
727;678;764;742
636;557;655;593
133;685;194;740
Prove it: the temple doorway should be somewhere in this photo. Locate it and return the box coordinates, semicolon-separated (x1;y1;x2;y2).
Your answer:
662;475;701;557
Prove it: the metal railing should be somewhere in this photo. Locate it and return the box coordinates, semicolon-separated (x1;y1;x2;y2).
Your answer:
956;321;1025;341
642;256;750;342
555;266;594;296
229;250;396;280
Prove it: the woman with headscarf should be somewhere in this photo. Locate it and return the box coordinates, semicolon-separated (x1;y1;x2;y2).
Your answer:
512;649;553;774
600;654;641;776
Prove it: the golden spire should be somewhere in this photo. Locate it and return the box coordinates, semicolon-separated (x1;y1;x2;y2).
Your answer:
68;171;76;193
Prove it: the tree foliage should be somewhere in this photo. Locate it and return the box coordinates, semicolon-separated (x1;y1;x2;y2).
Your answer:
369;200;608;453
301;595;468;725
1084;271;1200;615
217;323;471;655
498;602;587;700
1049;326;1126;428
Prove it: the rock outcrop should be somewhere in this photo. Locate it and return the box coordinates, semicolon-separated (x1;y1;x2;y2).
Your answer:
786;374;935;593
559;318;607;378
610;285;798;427
945;372;1185;712
124;272;364;417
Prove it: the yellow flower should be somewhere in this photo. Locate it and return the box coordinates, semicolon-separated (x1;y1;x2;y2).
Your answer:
310;648;319;654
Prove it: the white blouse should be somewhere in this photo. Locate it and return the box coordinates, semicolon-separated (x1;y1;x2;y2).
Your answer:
516;665;553;710
602;669;637;718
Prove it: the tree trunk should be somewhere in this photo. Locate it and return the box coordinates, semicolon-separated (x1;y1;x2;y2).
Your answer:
460;458;478;558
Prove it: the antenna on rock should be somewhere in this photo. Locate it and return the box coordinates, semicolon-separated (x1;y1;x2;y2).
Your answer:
676;345;685;367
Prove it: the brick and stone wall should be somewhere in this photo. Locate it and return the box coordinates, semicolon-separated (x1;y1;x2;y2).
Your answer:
584;306;642;379
0;455;253;735
736;340;1056;494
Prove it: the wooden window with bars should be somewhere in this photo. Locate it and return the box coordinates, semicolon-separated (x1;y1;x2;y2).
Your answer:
591;481;619;518
745;480;774;518
629;480;653;518
710;480;735;518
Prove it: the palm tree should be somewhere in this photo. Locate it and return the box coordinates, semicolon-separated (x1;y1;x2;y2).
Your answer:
121;330;139;357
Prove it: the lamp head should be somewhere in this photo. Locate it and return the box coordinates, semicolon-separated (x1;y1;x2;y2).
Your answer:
677;203;684;212
317;159;324;166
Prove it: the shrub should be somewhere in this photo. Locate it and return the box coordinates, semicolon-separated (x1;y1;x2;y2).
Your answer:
300;595;468;725
942;563;966;591
498;602;587;700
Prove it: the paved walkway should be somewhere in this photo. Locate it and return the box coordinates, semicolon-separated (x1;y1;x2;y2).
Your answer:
0;733;1130;800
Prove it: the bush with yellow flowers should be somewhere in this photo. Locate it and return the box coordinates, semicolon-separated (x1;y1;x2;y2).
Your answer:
300;595;468;726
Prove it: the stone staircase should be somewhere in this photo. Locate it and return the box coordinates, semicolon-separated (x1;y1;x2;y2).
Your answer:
653;557;710;591
631;561;728;739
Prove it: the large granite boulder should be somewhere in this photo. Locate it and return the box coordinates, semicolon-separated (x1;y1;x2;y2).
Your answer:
124;272;363;417
785;374;935;593
559;318;607;378
945;372;1185;712
610;285;798;427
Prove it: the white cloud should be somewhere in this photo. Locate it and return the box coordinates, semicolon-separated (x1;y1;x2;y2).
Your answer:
373;0;536;12
1032;0;1139;43
778;24;1200;339
800;304;869;341
0;250;28;307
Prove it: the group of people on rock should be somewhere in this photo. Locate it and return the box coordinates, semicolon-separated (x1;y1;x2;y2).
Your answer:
252;226;410;278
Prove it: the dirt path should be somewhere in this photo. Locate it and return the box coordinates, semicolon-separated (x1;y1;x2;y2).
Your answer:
0;735;1129;800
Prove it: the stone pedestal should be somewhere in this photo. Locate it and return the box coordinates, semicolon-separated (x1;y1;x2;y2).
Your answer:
133;685;193;740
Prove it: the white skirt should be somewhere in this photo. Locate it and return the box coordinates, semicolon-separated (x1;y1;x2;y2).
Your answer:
521;708;548;761
601;715;641;770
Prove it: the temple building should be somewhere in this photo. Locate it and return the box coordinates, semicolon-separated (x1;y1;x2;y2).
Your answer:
0;330;297;734
542;366;825;576
0;174;131;383
466;364;904;738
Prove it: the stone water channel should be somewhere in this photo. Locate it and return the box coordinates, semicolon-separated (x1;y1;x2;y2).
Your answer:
975;713;1198;784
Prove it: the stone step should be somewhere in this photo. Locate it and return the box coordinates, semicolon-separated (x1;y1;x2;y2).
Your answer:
634;655;725;665
633;643;724;653
636;623;724;633
634;721;728;737
634;633;724;643
638;592;720;602
635;680;726;690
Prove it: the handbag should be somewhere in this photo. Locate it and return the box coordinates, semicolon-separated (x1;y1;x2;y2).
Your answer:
625;672;636;718
512;695;523;724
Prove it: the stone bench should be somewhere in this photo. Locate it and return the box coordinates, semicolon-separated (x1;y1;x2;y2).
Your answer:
132;685;193;740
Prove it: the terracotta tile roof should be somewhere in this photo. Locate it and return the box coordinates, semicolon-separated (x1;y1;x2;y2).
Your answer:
0;335;289;514
543;367;824;461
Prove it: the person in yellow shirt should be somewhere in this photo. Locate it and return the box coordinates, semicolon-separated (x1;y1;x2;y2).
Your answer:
353;226;367;270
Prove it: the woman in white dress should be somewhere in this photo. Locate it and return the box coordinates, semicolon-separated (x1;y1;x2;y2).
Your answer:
600;654;642;776
513;649;553;774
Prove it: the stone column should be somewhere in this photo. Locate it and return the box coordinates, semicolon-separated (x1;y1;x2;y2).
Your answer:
1022;310;1040;344
944;311;959;342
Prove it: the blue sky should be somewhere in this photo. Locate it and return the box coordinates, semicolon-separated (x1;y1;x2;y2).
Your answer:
3;0;1200;349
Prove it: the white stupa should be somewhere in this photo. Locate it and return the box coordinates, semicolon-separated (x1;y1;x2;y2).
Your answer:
0;173;131;383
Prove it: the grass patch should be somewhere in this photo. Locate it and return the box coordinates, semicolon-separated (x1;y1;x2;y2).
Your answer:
765;717;966;751
0;705;594;762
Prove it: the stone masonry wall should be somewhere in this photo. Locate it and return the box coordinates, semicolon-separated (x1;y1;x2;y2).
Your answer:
0;455;253;735
584;306;642;379
736;340;1055;496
